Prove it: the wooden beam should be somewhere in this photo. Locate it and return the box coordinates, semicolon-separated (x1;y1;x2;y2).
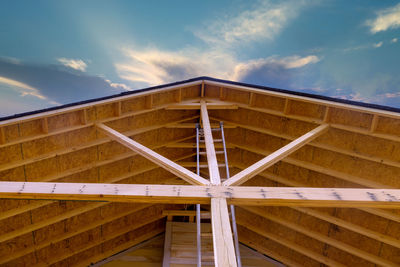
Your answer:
224;124;329;186
166;102;238;110
162;221;172;267
211;198;237;267
200;100;221;185
166;123;236;129
2;182;400;208
96;123;210;186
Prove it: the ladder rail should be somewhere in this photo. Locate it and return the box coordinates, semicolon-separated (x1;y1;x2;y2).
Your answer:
220;122;242;267
195;124;202;267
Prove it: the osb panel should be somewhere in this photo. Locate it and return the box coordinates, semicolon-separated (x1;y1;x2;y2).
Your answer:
121;96;147;114
328;107;373;129
19;119;43;138
181;85;200;100
86;106;97;122
98;157;134;181
243;129;285;152
3;252;37;267
152;90;177;106
288;100;326;120
380;221;400;263
324;245;374;267
0;199;30;213
0;166;25;181
0;233;35;259
57;146;98;173
238;225;317;267
0;211;32;235
224;88;250;104
97;140;130;161
105;115;134;133
0;143;22;164
47;111;81;132
24;157;59;181
60;244;102;267
96;103;117;121
209;108;248;127
314;127;356;151
282;118;318;137
204;84;220;98
33;220;66;246
335;208;390;236
57;168;98;183
375;116;400;136
64;126;97;147
3;124;19;143
311;147;400;187
30;201;73;224
22;133;67;159
252;93;286;112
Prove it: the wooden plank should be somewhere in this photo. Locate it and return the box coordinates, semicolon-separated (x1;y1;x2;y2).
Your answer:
2;182;400;207
162;221;172;267
200;100;221;185
211;198;237;267
242;206;397;267
224;124;329;186
166;123;236;129
96;123;209;186
166;102;238;110
41;118;49;133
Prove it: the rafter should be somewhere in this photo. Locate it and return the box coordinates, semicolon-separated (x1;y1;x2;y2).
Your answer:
166;102;238;110
223;124;329;186
96;123;209;185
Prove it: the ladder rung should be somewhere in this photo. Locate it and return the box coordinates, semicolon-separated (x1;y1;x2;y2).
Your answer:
199;151;224;155
198;163;226;168
199;139;223;143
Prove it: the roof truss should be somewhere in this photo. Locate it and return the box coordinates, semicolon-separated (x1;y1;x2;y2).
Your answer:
1;78;400;266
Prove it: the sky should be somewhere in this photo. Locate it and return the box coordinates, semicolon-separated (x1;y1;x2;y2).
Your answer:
1;0;400;116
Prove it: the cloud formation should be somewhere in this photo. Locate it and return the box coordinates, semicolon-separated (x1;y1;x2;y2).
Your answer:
57;58;88;71
367;3;400;33
194;0;307;48
0;58;126;105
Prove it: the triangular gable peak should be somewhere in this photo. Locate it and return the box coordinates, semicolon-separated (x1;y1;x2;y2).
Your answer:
0;77;399;266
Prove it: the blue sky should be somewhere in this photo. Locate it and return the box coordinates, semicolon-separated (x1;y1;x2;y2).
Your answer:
1;0;400;116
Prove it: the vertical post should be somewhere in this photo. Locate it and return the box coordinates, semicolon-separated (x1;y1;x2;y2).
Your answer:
201;100;237;267
221;122;242;267
196;123;202;267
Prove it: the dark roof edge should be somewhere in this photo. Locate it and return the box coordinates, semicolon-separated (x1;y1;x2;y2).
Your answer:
1;76;399;122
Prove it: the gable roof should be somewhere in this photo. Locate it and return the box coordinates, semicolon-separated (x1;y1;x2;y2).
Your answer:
0;77;399;266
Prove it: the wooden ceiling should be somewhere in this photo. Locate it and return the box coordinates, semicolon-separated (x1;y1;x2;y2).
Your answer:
0;77;399;266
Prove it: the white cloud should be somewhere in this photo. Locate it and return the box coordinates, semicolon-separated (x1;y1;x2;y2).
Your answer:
367;3;400;33
391;37;398;43
57;58;88;71
105;79;132;91
0;76;46;100
115;47;319;87
232;55;319;81
193;0;307;47
373;41;383;48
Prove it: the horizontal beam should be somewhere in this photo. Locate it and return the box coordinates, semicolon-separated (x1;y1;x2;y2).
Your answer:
166;102;238;110
224;124;329;186
96;123;210;186
1;182;400;208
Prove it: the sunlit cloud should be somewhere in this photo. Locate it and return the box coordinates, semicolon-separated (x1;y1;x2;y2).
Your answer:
193;0;308;48
0;76;48;101
57;58;88;71
373;41;383;48
232;55;320;81
105;79;132;91
391;37;398;43
367;3;400;33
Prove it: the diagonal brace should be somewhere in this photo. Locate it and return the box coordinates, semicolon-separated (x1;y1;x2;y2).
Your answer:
223;124;329;186
96;123;210;185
